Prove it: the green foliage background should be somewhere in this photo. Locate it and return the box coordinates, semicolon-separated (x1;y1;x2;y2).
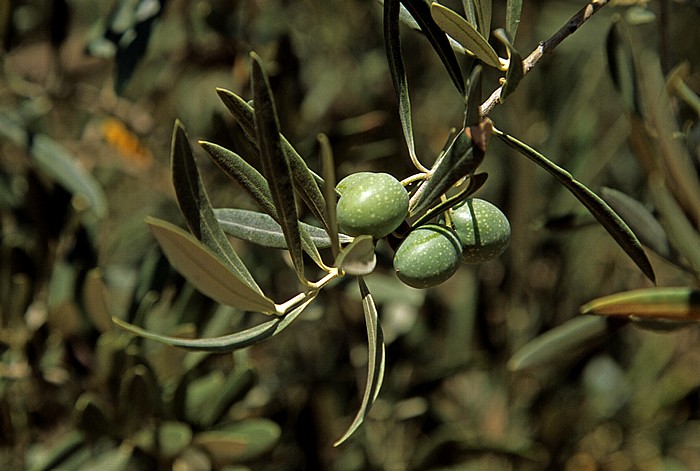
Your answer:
1;0;700;469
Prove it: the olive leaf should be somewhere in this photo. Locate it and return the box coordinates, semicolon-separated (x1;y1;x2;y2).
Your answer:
145;217;278;313
112;292;317;352
334;235;377;276
214;208;352;249
334;277;385;446
318;133;341;257
580;287;700;321
493;126;656;284
216;87;332;234
473;0;492;40
465;63;483;127
430;2;501;69
384;0;423;171
200;141;326;268
400;0;465;95
493;29;523;101
508;316;613;371
606;19;641;115
410;172;488;229
170;121;263;294
505;0;523;41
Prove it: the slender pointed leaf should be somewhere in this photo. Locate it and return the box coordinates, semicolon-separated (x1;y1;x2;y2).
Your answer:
600;187;675;262
112;293;316;352
216;88;333;233
430;3;501;69
318;133;341;257
410;172;488;228
508;316;612;371
201;142;326;267
474;0;492;40
410;127;483;216
334;235;377;276
146;217;277;313
581;287;700;321
251;53;306;282
493;127;656;284
465;64;483;127
505;0;523;40
493;29;523;100
215;208;352;249
461;0;477;30
385;0;423;171
171;121;262;293
606;19;640;115
401;0;465;95
334;277;385;446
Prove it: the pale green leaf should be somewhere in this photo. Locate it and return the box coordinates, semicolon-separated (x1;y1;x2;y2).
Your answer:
194;419;281;462
431;2;501;69
146;217;277;313
581;287;700;321
334;235;377;276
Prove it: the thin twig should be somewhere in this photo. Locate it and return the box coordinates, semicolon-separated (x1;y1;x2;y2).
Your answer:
480;0;611;117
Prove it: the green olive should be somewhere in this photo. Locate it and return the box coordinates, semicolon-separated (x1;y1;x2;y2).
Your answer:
393;224;462;288
336;172;409;239
448;198;510;264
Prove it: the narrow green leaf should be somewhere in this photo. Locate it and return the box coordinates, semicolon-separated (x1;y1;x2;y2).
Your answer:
318;133;341;257
493;127;656;284
410;127;483;216
334;235;377;276
600;187;676;263
465;64;483;127
606;19;640;115
505;0;523;41
194;419;281;462
430;2;501;69
30;134;108;218
334;277;385;446
215;208;352;249
216;87;333;233
508;316;612;371
474;0;492;40
493;29;523;100
199;367;255;428
112;293;316;352
410;172;488;228
146;217;277;313
581;287;700;321
401;0;465;95
385;0;423;171
461;0;477;30
201;142;326;267
171;121;262;294
27;431;84;471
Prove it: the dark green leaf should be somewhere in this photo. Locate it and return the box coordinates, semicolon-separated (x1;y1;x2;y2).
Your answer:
171;121;262;293
318;133;341;257
250;53;306;282
474;0;492;40
385;0;423;171
146;217;277;313
215;208;352;249
430;2;501;69
465;64;482;127
508;316;612;371
410;172;488;228
112;293;316;352
334;277;385;446
401;0;465;95
606;19;640;115
493;29;523;100
410;128;483;216
505;0;523;40
600;187;675;263
334;235;377;276
493;127;656;284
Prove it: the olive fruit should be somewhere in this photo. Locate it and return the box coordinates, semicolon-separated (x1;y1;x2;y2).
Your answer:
393;224;462;288
336;172;409;239
449;198;510;264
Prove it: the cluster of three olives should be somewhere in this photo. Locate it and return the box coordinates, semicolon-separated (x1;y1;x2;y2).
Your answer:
336;172;510;289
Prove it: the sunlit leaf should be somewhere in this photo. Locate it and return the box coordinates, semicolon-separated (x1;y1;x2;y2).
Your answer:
334;235;377;276
215;208;352;249
581;287;700;321
493;29;523;100
251;52;306;283
334;277;385;446
401;0;465;95
385;0;423;171
146;217;277;313
112;293;316;352
600;187;675;263
171;121;262;293
430;2;501;69
493;127;656;284
508;316;612;371
505;0;523;40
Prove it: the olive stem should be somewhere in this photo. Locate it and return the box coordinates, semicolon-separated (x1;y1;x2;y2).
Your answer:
400;172;429;187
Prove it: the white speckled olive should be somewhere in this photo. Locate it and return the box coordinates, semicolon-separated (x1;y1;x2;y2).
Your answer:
393;224;462;288
336;172;408;239
449;198;510;264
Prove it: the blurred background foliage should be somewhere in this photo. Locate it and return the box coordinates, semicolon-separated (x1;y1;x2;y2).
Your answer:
1;0;700;469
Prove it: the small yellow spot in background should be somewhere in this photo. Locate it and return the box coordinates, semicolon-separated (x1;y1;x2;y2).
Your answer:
101;118;154;169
